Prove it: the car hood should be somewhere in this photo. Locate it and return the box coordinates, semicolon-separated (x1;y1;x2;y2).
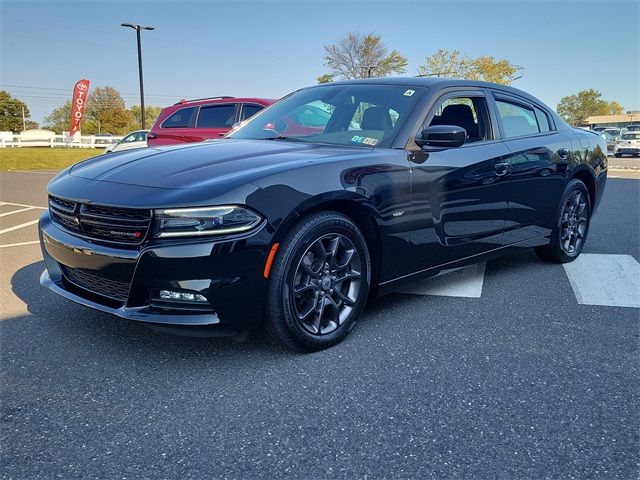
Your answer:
68;139;376;189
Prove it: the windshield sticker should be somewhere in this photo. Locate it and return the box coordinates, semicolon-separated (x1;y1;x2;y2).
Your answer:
351;135;379;146
403;89;415;96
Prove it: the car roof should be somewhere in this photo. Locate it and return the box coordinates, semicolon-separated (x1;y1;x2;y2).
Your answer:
171;97;275;107
307;76;548;107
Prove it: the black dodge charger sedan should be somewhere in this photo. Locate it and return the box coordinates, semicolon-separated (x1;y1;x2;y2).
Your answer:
39;78;607;351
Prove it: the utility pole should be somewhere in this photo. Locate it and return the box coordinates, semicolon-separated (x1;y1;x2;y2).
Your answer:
121;23;155;129
21;105;26;131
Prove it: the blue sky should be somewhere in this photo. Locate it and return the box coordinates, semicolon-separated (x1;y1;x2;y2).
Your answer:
1;0;638;123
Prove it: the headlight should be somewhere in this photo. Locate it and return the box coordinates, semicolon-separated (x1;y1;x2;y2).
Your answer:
153;205;262;238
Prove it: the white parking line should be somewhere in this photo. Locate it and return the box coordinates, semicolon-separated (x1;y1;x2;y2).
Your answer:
0;240;40;248
0;206;35;217
395;262;486;298
564;254;640;308
0;201;46;210
0;219;40;235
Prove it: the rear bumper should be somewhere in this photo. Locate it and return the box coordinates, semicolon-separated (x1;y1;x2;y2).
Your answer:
39;210;271;329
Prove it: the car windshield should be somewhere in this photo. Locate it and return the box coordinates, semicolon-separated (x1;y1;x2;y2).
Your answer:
227;84;425;148
622;133;640;140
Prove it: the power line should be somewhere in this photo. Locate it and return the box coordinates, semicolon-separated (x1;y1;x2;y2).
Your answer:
0;84;196;98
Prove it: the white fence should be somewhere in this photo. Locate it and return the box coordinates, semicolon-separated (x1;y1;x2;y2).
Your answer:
0;130;124;148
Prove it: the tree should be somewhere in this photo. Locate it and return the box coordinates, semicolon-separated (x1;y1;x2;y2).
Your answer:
317;74;334;84
417;49;474;79
42;100;71;134
417;49;520;85
0;91;37;132
319;32;407;80
86;86;132;135
129;105;162;130
471;56;519;84
43;87;129;135
44;100;162;134
557;89;624;126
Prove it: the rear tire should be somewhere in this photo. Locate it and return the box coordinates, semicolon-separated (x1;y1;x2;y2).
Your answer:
265;211;371;351
535;179;591;264
614;152;622;158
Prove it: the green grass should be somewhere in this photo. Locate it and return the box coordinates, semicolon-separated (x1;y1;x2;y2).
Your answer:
0;147;101;171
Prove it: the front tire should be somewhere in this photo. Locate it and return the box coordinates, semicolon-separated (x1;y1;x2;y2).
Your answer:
265;211;371;351
535;179;591;263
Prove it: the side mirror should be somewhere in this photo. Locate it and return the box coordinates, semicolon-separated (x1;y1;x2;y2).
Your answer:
416;125;467;148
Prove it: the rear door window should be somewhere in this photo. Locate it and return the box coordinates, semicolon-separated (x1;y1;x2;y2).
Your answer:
495;100;540;138
161;107;197;129
196;104;237;128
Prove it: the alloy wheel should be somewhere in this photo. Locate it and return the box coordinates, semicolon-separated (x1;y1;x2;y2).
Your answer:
291;233;362;335
560;190;588;255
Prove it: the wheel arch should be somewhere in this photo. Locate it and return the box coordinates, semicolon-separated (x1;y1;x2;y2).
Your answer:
569;167;596;212
271;192;384;289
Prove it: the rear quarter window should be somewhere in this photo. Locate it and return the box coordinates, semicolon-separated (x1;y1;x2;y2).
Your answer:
534;107;551;132
240;104;264;122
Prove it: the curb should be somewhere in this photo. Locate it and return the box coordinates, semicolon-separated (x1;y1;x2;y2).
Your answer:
608;167;640;172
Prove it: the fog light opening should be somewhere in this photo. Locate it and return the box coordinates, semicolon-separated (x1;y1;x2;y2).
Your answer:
149;289;214;312
158;289;208;303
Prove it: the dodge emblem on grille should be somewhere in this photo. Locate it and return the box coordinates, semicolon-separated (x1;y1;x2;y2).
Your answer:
109;230;142;238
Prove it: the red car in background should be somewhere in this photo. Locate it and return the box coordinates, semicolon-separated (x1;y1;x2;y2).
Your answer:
147;96;274;147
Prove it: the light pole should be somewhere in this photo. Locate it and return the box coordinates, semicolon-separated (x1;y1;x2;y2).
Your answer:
362;65;377;78
121;23;154;129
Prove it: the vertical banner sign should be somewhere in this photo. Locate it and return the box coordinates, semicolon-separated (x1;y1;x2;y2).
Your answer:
69;79;90;138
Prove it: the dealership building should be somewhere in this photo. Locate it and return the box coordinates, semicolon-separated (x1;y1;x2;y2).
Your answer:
586;111;640;129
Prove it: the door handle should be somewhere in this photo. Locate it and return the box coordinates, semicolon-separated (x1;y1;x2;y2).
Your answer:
494;162;509;176
557;148;570;159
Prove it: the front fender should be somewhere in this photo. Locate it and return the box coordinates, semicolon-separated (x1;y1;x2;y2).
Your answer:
250;153;413;283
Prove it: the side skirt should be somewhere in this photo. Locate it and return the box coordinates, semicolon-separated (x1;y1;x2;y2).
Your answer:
376;234;550;296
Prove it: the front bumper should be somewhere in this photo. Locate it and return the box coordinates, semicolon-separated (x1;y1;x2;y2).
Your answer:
39;210;271;329
614;145;640;154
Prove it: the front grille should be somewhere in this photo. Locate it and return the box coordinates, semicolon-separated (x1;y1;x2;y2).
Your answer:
61;265;131;301
49;195;151;245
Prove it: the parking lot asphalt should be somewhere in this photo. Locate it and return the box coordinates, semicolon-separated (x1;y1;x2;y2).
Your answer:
1;170;639;479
